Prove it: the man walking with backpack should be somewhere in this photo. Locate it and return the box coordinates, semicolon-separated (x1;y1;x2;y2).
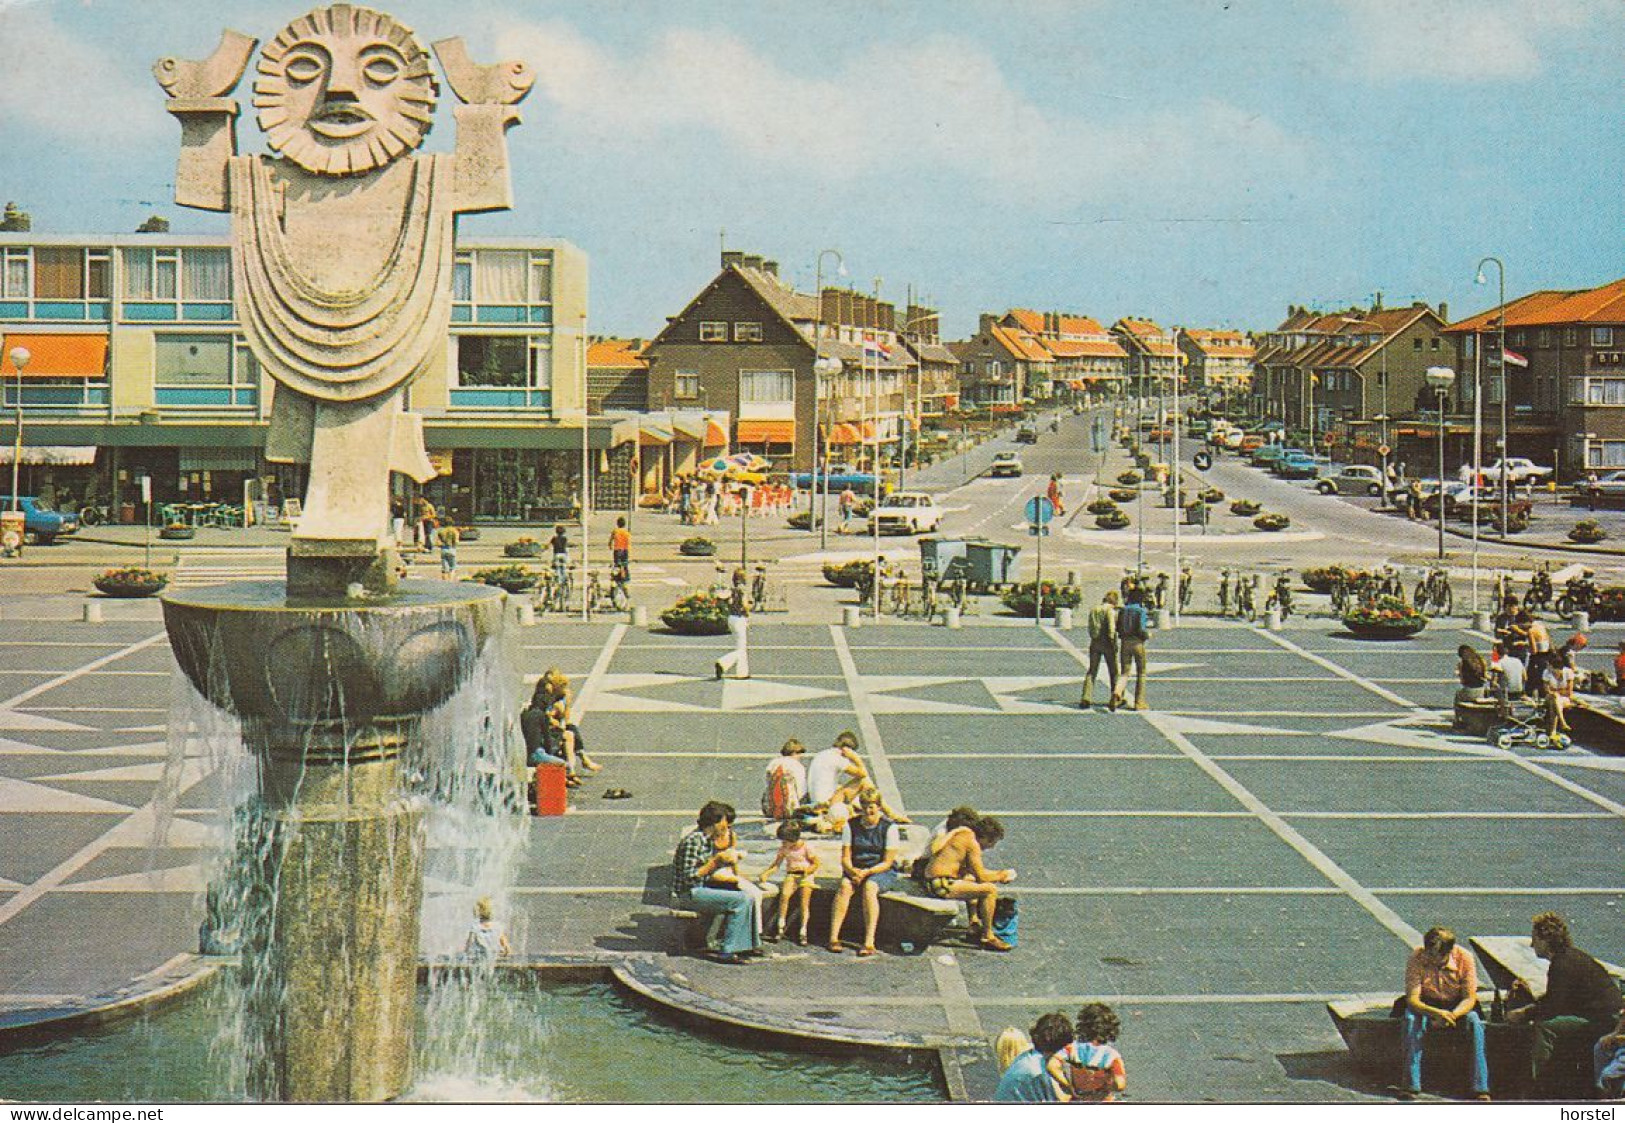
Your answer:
1115;589;1151;712
1079;590;1121;710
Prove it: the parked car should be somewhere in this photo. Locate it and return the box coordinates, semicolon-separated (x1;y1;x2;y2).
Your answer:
1238;434;1267;453
989;451;1024;478
788;468;877;495
1458;458;1554;485
1276;452;1326;480
868;491;943;535
0;496;80;544
1250;444;1287;467
1316;465;1386;497
1015;424;1039;445
1574;470;1625;496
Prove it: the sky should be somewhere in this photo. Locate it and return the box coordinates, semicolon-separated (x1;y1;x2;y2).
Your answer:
0;0;1621;339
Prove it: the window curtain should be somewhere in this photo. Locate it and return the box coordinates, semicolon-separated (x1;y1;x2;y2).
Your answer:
33;248;84;300
182;249;231;301
474;251;528;303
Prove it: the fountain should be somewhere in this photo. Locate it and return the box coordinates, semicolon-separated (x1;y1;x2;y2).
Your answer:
152;5;534;1101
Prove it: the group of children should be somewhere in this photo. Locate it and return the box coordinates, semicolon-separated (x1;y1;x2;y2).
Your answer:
994;1005;1128;1103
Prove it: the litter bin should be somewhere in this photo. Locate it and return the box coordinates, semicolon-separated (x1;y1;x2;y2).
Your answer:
964;539;1022;591
0;509;22;557
918;536;967;581
533;761;568;816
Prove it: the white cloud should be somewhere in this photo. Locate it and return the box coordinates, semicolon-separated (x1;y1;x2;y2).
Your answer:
1338;0;1608;82
0;3;165;147
496;21;1309;210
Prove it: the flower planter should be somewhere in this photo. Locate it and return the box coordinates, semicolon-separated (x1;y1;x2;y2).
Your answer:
822;561;872;588
93;570;168;598
661;593;730;635
1343;619;1427;639
1001;581;1083;618
1086;500;1120;516
471;565;538;593
1095;513;1130;530
457;527;481;542
1230;501;1261;517
679;538;718;557
158;525;196;541
1253;514;1291;532
503;541;544;558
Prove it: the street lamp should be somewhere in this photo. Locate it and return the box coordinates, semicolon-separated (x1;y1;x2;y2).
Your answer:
811;249;844;550
1475;257;1508;539
1425;366;1455;561
8;345;29;513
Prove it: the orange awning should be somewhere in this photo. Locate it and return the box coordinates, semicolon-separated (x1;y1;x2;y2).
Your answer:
704;420;728;447
737;419;795;444
828;422;860;444
860;420;877;440
0;333;108;378
943;394;960;411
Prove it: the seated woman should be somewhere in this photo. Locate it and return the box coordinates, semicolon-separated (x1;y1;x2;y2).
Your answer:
1456;644;1488;705
519;678;572;783
538;668;602;778
921;814;1016;952
827;791;903;957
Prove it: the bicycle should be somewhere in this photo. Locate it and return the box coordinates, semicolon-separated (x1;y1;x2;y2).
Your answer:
1217;570;1233;618
1524;564;1554;613
1236;574;1258;622
536;567;572;613
78;502;111;527
608;566;631;613
1414;567;1454;617
1264;572;1294;619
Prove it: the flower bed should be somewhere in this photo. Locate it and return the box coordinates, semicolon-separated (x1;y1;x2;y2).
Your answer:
1594;587;1625;622
1253;513;1291;532
822;559;873;588
92;567;168;598
469;564;538;593
1230;499;1262;517
1095;511;1130;530
1001;580;1083;618
679;536;718;557
158;524;195;541
1198;487;1224;504
1116;470;1142;486
503;537;544;558
660;592;731;635
1107;488;1138;503
1343;595;1427;638
1085;498;1120;516
1568;519;1608;544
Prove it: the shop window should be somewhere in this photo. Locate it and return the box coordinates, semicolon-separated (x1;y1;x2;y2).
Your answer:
1585;378;1625;405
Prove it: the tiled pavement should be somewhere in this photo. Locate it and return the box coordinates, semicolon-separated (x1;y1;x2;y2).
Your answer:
1;610;1623;1102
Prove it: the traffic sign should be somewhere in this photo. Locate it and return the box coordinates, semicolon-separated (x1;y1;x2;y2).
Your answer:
1378;444;1391;457
1025;496;1055;525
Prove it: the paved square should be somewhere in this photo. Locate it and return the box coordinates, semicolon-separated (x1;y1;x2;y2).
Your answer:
2;614;1622;1103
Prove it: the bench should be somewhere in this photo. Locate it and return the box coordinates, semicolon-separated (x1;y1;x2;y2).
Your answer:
1568;698;1625;754
1328;939;1625;1098
1453;698;1500;737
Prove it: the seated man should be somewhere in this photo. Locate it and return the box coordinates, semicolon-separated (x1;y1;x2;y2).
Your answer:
827;790;903;957
670;801;761;965
1506;911;1624;1094
1487;643;1525;703
922;815;1017;952
1397;926;1489;1101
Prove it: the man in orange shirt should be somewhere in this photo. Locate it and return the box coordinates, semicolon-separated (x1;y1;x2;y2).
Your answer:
608;516;631;578
1398;926;1489;1101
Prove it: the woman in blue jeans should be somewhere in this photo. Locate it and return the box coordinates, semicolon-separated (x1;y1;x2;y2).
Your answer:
671;801;761;964
1399;926;1490;1101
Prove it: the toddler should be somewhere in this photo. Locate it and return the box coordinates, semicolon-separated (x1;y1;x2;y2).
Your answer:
463;897;512;961
760;820;820;945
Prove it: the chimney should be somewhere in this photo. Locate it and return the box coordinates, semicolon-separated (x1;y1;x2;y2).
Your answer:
1374;291;1383;310
1438;302;1448;323
762;260;778;278
721;250;744;269
741;254;764;271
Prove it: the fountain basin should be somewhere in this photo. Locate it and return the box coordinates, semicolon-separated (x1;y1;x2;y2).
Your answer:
162;581;506;749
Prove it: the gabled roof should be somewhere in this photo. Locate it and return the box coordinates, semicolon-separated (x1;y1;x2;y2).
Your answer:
903;337;959;365
648;262;819;352
1004;308;1047;334
1183;329;1254;361
1260;304;1440;369
1444;277;1625;333
989;323;1054;363
586;338;647;370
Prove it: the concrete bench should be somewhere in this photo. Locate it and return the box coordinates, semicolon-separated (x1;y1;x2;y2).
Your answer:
1569;698;1625;754
1453;698;1500;737
1469;936;1625;998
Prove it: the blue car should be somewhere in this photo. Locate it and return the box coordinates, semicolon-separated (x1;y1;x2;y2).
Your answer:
788;470;878;496
0;496;80;544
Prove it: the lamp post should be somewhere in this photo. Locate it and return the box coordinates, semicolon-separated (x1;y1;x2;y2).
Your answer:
812;249;843;549
1476;257;1507;539
8;345;28;512
1425;367;1456;561
1171;328;1183;624
3;345;29;559
579;313;590;621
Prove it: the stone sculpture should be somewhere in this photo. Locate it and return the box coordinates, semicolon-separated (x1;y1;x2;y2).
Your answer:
156;4;533;590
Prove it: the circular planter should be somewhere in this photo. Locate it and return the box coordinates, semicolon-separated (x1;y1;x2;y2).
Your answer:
679;539;718;557
503;542;545;558
1569;530;1607;545
158;525;196;541
1095;513;1130;530
1230;502;1261;517
1343;619;1427;640
1086;500;1120;516
1108;488;1138;503
457;527;481;542
93;577;168;599
1253;514;1291;532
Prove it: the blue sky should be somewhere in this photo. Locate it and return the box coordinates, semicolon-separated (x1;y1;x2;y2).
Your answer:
0;0;1620;338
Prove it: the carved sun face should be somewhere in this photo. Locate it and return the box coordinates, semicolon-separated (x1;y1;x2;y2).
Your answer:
254;5;438;176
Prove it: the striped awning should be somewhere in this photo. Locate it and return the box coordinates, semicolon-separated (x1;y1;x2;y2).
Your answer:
0;445;97;466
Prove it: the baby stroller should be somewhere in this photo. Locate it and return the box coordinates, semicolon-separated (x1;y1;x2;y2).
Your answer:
1484;689;1571;751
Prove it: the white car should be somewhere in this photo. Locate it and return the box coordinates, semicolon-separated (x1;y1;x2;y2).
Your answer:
989;451;1024;478
1458;458;1553;485
1315;465;1385;497
868;492;943;535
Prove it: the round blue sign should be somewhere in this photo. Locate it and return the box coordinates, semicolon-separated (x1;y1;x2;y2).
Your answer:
1025;496;1055;525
